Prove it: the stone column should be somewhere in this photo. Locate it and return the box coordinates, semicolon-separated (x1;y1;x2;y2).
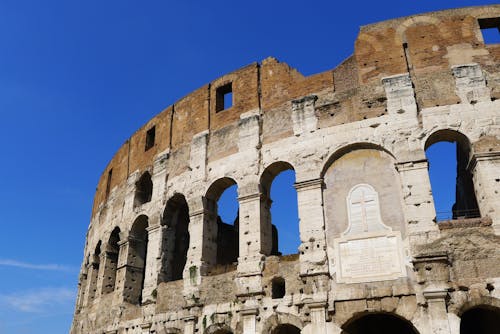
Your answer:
114;238;130;304
182;315;197;334
307;302;328;334
424;291;452;334
291;95;318;135
183;196;215;302
241;307;259;334
451;63;490;105
142;224;162;304
470;152;500;234
82;257;99;306
382;73;417;119
413;253;451;334
396;160;439;243
236;186;267;297
294;178;329;276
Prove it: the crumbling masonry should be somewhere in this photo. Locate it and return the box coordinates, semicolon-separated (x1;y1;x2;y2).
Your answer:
72;5;500;334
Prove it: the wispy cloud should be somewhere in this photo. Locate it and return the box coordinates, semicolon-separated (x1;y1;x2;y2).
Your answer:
0;259;76;272
0;287;76;313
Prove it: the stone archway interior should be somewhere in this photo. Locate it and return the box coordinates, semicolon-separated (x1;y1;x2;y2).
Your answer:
342;313;417;334
272;324;301;334
460;306;500;334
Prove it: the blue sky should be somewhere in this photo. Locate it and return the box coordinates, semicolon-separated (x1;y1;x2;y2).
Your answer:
0;1;496;333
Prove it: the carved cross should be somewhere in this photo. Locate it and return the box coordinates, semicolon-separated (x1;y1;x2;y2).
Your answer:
351;188;375;232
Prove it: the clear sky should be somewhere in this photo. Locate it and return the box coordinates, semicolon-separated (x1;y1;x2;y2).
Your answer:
0;1;496;333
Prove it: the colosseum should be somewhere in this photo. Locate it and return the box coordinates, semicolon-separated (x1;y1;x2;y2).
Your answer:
71;5;500;334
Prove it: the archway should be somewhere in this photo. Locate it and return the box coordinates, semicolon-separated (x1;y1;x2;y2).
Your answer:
342;313;418;334
260;161;299;255
160;193;190;282
124;215;148;304
272;324;300;334
425;130;479;220
101;227;120;294
460;305;500;334
134;171;153;207
206;177;239;267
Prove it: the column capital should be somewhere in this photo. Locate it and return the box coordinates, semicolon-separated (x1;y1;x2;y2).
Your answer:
468;151;500;171
395;159;428;172
294;178;324;191
423;290;448;301
238;192;262;203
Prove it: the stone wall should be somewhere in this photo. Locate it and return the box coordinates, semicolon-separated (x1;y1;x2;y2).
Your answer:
73;5;500;334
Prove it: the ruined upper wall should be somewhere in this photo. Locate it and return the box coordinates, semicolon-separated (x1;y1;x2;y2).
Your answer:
91;4;500;217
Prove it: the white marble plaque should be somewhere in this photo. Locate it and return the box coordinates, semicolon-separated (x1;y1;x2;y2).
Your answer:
334;184;406;283
334;233;405;283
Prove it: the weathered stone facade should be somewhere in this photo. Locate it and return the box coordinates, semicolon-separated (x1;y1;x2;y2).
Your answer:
72;6;500;334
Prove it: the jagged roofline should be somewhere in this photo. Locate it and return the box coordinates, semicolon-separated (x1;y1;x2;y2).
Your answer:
91;4;500;218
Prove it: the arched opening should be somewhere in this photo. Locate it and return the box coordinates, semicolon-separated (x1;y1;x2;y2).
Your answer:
134;171;153;207
342;313;418;334
425;130;479;221
101;227;120;294
206;177;239;267
271;276;285;299
124;215;148;304
160;193;190;282
260;162;299;256
87;241;101;303
460;306;500;334
272;324;301;334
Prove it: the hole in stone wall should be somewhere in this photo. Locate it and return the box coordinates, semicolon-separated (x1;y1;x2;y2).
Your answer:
460;306;500;334
216;183;239;265
134;172;153;207
145;126;156;151
478;18;500;44
261;162;299;256
216;83;233;112
425;130;480;221
341;313;418;334
160;193;190;282
105;168;113;199
102;227;120;294
125;215;148;304
271;277;285;299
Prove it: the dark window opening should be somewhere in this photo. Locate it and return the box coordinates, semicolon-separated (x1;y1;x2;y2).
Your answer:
260;162;299;256
342;313;418;334
124;215;148;304
271;277;285;299
102;227;120;294
216;83;233;112
134;172;153;207
478;18;500;44
272;324;301;334
425;130;480;221
86;241;101;303
105;169;113;198
461;306;500;334
145;126;156;151
160;194;190;282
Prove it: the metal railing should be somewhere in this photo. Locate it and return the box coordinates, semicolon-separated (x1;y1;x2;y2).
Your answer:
436;208;481;221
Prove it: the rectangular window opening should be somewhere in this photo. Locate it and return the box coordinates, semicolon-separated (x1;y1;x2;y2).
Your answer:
478;17;500;44
105;169;113;198
145;126;156;151
216;83;233;112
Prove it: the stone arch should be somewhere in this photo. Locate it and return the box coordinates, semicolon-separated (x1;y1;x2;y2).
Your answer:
322;142;405;236
459;304;500;334
101;226;120;294
205;323;234;334
424;129;479;220
134;171;153;207
452;294;500;316
262;312;304;334
260;161;298;255
205;177;239;268
320;142;396;179
123;214;149;304
154;326;182;334
395;15;442;44
159;193;190;282
341;312;419;334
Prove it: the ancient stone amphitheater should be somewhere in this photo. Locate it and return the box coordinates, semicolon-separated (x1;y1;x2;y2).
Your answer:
71;5;500;334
